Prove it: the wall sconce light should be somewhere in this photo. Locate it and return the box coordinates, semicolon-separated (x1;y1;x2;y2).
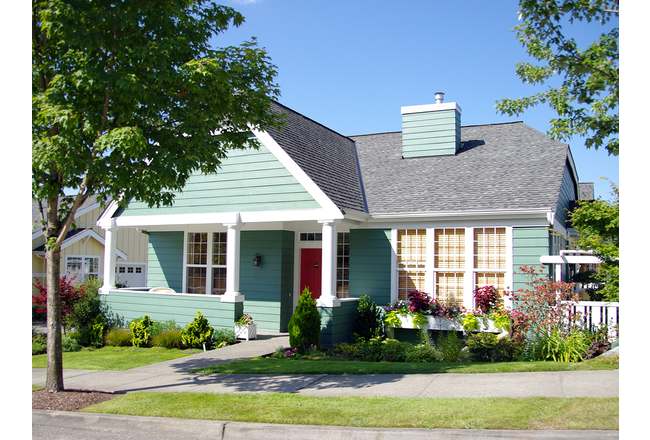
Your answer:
253;253;262;267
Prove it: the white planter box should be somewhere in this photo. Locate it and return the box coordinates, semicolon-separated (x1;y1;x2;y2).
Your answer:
390;314;498;333
234;323;257;341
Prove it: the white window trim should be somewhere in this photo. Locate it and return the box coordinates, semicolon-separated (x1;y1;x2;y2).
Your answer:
391;226;514;309
64;254;101;280
182;231;228;295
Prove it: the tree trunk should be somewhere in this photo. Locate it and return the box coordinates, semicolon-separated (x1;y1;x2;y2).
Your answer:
45;196;64;392
45;245;64;392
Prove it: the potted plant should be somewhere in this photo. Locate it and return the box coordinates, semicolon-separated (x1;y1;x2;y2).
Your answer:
234;313;257;341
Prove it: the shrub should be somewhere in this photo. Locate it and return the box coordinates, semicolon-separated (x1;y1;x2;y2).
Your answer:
466;332;498;361
466;332;521;362
288;288;321;353
510;265;580;347
130;315;154;347
354;337;385;362
213;328;236;347
67;277;108;347
105;328;133;347
353;295;383;341
32;333;47;355
330;342;358;360
527;327;590;362
434;331;466;363
149;320;181;338
32;275;84;327
61;334;82;352
181;311;214;350
151;328;184;349
404;343;438;363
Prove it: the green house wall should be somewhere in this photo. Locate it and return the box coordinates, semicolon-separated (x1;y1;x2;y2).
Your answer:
239;230;295;332
319;300;358;348
556;164;578;229
348;229;392;305
147;231;184;292
119;144;320;217
102;289;242;330
512;226;551;291
402;108;461;158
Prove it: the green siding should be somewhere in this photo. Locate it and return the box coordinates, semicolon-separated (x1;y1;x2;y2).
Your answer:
512;227;551;291
102;290;242;329
319;300;358;348
402;109;461;158
239;230;294;332
120;145;320;217
556;164;577;228
349;229;392;305
147;231;184;292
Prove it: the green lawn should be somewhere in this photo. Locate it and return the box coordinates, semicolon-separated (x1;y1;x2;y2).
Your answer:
31;346;203;371
32;345;618;374
192;354;619;375
83;392;619;430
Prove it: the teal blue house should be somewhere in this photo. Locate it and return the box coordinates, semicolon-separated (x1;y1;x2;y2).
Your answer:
98;95;585;346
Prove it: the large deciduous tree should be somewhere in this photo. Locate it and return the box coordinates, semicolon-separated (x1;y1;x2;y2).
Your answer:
496;0;619;155
32;0;283;392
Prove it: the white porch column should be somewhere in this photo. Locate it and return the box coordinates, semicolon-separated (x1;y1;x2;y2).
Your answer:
317;220;340;307
100;225;117;295
222;217;244;303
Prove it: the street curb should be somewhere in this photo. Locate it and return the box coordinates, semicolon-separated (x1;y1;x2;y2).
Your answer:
32;410;619;440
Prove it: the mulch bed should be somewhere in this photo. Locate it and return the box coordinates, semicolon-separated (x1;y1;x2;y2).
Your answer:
32;388;119;411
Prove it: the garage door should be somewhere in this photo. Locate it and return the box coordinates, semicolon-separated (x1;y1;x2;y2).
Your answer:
115;263;146;288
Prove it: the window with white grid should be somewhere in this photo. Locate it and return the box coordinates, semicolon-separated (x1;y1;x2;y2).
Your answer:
186;232;227;295
473;228;506;300
396;229;427;300
337;232;350;298
65;255;100;281
433;228;465;307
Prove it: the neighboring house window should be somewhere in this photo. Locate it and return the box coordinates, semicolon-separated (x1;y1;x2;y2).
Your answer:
185;232;227;295
396;229;427;301
433;228;465;307
337;232;350;298
65;255;100;281
473;227;507;300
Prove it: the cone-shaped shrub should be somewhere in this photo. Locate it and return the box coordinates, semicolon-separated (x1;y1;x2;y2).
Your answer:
181;311;214;350
288;288;321;352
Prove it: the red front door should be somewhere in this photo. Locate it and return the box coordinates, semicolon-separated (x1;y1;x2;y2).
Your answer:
300;248;322;299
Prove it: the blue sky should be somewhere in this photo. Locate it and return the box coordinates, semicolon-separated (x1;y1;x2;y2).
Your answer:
213;0;619;200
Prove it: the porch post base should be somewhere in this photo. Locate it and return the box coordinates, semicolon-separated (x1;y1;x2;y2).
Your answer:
316;296;341;308
221;293;245;303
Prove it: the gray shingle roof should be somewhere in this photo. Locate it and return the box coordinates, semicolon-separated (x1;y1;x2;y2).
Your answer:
265;101;367;213
350;122;570;215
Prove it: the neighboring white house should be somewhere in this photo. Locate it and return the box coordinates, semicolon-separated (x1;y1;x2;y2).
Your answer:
31;195;150;295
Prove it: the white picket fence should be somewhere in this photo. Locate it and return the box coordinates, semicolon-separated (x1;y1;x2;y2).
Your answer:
566;301;619;340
